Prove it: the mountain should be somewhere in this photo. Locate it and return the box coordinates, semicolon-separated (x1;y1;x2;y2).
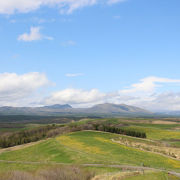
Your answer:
44;104;72;109
87;103;150;114
0;103;152;117
157;111;180;117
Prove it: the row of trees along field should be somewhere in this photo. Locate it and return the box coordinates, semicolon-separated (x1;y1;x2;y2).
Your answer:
0;122;147;148
0;125;59;148
93;124;147;138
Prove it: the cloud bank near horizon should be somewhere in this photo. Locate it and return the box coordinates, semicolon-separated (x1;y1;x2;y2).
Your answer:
0;72;180;112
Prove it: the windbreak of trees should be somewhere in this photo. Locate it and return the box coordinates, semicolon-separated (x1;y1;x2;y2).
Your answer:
93;124;147;138
0;125;59;148
0;121;146;148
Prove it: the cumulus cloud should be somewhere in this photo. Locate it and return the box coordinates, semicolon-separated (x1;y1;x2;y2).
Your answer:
18;27;53;42
0;0;126;15
1;74;180;111
121;76;180;94
43;88;108;106
0;0;96;14
0;72;50;106
42;76;180;111
118;92;180;112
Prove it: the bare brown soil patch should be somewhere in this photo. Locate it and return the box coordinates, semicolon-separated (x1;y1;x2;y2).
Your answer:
152;120;178;124
92;170;147;180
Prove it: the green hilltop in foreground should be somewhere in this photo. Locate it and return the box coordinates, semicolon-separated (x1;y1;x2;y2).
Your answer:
0;131;179;171
0;117;180;180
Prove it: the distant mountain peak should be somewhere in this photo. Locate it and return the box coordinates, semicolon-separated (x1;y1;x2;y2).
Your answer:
0;103;152;116
44;104;72;109
90;103;151;114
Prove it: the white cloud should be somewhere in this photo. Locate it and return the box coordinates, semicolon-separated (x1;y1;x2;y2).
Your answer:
117;92;180;112
0;0;96;14
44;88;108;106
121;76;180;94
65;73;83;77
0;0;126;15
35;76;180;111
0;72;50;106
42;88;180;111
18;27;42;42
1;74;180;112
148;92;180;111
18;27;53;42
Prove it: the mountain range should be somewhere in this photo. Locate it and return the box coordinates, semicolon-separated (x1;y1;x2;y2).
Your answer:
0;103;153;117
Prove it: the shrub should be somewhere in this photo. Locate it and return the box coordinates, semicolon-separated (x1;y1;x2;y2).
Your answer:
0;166;95;180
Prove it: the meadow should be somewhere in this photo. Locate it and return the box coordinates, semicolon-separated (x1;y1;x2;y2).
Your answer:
0;117;179;179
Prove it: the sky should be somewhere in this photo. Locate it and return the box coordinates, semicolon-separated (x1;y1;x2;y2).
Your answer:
0;0;180;112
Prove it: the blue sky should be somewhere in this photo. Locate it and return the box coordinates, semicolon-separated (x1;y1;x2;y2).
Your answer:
0;0;180;111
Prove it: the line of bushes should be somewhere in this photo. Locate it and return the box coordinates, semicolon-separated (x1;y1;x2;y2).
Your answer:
0;122;146;148
93;124;147;138
0;125;59;148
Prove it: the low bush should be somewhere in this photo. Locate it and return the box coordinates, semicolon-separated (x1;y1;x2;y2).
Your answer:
0;166;95;180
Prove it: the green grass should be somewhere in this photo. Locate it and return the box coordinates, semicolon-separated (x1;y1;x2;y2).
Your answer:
0;123;44;133
121;125;180;140
0;139;74;163
131;123;180;130
0;131;179;172
0;161;49;172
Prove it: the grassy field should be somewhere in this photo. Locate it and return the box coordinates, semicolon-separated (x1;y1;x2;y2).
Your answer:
0;131;179;172
0;117;179;179
86;118;180;147
0;123;43;134
71;118;180;139
121;126;180;140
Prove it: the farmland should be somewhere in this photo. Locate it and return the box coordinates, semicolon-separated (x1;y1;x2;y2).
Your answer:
0;117;179;179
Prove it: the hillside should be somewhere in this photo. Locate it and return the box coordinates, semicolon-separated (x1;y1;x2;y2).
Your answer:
0;117;179;179
0;131;179;171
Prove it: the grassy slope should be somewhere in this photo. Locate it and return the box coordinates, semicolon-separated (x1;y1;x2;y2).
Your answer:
0;131;179;172
72;118;180;141
0;161;49;172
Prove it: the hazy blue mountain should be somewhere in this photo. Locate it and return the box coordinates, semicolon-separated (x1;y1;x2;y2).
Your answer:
44;104;72;109
0;103;152;117
87;103;150;114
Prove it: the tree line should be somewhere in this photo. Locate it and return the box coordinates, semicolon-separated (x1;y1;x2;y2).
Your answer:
0;125;59;148
93;124;147;138
0;122;147;148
